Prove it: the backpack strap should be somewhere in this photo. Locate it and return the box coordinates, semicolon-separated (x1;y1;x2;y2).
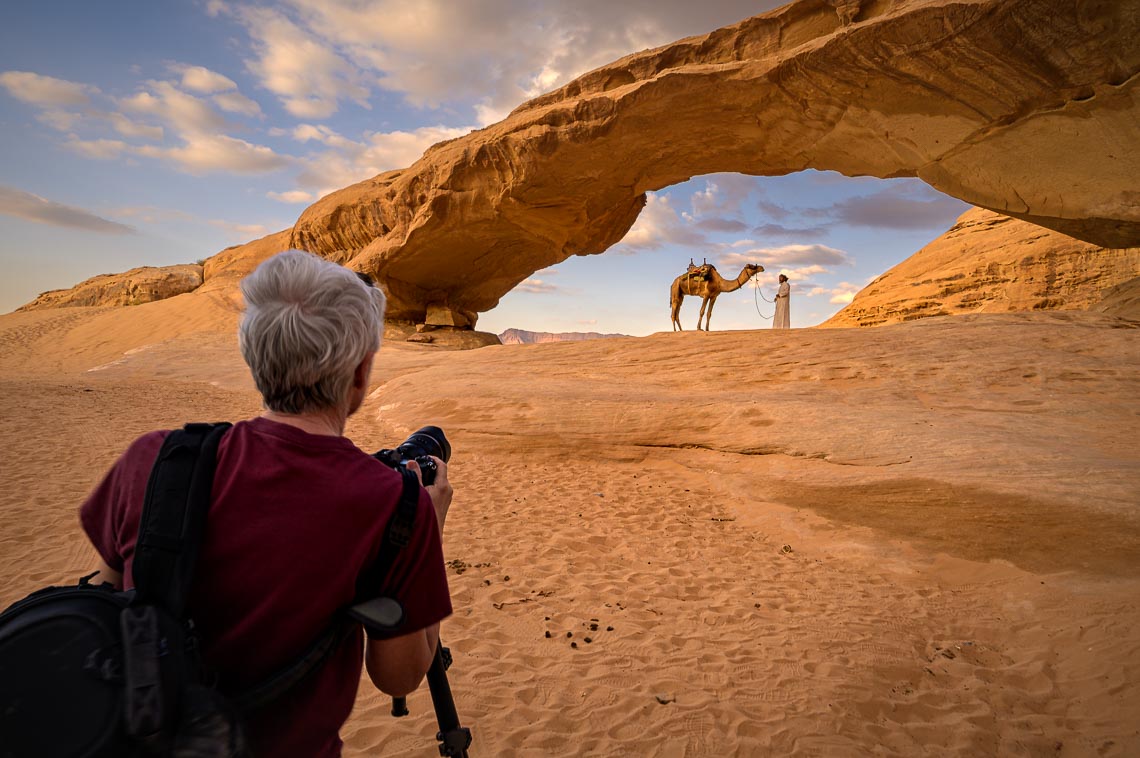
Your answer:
132;422;232;617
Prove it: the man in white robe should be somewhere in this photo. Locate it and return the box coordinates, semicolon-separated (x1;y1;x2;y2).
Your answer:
773;274;791;329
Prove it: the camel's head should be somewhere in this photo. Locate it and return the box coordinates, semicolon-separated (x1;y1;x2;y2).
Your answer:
746;263;765;276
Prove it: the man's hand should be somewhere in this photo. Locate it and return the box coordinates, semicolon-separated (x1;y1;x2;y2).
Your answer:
405;456;453;532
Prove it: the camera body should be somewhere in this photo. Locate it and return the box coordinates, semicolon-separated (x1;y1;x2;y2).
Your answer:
373;425;451;486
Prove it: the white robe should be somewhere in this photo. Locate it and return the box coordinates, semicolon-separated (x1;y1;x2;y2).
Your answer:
773;281;791;329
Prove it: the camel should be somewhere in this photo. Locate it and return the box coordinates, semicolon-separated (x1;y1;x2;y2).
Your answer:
669;263;765;331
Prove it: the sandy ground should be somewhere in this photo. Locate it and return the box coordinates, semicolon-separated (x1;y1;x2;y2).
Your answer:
1;298;1138;757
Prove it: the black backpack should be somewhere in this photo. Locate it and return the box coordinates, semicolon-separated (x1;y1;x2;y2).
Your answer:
0;423;419;758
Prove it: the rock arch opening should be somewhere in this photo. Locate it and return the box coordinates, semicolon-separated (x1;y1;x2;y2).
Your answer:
478;171;970;336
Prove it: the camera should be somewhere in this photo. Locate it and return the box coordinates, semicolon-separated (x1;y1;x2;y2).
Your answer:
373;426;451;486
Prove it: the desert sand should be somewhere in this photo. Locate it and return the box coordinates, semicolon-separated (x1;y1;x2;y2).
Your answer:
1;291;1138;757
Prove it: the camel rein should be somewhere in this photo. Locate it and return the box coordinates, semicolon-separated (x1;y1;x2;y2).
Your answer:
752;279;774;320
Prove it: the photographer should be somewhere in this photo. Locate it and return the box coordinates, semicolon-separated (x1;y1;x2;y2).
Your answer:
79;249;453;757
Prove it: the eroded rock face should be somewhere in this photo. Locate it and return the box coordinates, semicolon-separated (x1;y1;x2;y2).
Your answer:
822;209;1140;328
22;0;1139;330
19;265;204;311
288;0;1139;327
1093;276;1140;321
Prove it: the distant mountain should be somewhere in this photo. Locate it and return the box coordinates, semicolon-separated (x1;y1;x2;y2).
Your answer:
498;328;629;345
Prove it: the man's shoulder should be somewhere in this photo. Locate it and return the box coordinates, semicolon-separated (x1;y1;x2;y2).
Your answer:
119;429;172;467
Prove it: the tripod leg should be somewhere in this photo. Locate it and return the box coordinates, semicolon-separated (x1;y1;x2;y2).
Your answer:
427;645;472;757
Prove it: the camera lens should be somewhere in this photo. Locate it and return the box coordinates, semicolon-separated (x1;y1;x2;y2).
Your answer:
400;426;451;463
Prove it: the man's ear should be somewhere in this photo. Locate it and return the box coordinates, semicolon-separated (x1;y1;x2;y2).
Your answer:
353;353;374;389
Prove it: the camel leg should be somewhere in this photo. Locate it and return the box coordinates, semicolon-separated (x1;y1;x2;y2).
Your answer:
704;294;718;331
696;297;709;330
670;295;682;330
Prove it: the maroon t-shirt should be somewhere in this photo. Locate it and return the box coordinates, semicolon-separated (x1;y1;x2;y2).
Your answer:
80;417;452;757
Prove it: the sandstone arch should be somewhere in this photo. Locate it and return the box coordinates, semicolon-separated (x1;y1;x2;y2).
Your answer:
287;0;1139;329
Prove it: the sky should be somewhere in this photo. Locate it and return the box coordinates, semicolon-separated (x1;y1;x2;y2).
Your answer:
0;0;970;334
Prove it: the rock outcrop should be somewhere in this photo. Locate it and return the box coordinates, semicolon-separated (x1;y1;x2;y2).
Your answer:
287;0;1139;327
823;209;1140;328
18;265;203;311
196;230;293;308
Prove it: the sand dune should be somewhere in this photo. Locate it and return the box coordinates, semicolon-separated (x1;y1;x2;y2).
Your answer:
1;293;1137;756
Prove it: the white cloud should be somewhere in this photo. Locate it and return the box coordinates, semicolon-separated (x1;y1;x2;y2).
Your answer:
110;205;196;223
229;0;782;120
176;65;238;94
267;190;314;203
137;134;289;174
239;6;370;119
695;217;748;233
808;281;864;304
65;138;130;160
120;81;227;135
113;81;286;174
516;278;560;294
829;182;969;230
752;222;829;239
108;113;164;141
0;71;95;106
293;124;471;193
473;98;513;128
719;244;851;268
5;66;283;180
36;110;84;132
688;181;721;218
749;265;829;289
292;124;356;149
788;265;829;278
616;193;707;251
0;185;134;234
361;127;469;167
682;175;765;230
212;91;262;117
209;219;270;239
29;105;163;141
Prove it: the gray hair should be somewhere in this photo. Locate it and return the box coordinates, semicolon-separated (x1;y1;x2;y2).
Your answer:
239;250;386;414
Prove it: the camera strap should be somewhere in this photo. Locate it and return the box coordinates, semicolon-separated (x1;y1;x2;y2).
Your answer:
349;467;422;637
384;467;421;552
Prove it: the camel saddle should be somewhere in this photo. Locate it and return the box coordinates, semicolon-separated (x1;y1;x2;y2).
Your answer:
684;263;713;282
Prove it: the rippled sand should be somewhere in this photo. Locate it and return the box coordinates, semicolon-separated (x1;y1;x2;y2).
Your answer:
2;299;1138;756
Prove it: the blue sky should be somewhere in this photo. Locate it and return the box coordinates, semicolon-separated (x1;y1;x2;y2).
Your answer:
0;0;969;334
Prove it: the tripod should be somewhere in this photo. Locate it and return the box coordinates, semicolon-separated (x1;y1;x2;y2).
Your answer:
391;644;472;757
350;595;472;756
